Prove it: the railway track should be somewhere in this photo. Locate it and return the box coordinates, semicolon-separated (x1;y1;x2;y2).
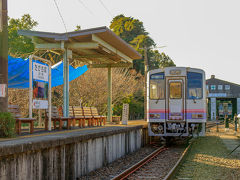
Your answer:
111;142;191;180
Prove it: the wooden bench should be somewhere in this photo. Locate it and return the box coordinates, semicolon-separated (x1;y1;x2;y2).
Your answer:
8;105;36;135
82;107;94;127
90;107;106;126
45;106;73;130
70;106;87;128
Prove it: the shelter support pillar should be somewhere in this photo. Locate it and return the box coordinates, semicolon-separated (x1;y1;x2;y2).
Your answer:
237;98;240;115
63;49;72;117
107;66;112;122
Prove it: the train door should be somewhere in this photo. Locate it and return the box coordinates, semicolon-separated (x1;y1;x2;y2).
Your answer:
166;78;185;121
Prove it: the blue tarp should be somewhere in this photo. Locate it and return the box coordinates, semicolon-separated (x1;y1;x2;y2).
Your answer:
8;56;88;89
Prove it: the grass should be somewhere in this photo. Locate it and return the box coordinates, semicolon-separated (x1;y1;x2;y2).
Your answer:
175;135;240;180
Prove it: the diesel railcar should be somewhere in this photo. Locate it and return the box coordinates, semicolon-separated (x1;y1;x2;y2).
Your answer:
147;67;206;137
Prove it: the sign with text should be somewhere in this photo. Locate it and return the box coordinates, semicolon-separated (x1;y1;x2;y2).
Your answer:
33;62;49;82
33;99;48;109
0;84;6;97
122;103;129;125
208;93;227;98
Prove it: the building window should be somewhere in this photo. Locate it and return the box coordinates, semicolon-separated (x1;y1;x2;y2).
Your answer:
218;85;223;90
210;85;216;90
225;85;230;90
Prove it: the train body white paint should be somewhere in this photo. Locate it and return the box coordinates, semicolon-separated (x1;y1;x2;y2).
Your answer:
147;67;206;137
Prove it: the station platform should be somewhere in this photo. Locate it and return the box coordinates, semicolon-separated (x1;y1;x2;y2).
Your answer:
0;120;149;179
0;120;147;155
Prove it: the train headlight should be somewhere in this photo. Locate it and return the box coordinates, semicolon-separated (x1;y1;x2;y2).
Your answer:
191;114;203;119
149;114;160;119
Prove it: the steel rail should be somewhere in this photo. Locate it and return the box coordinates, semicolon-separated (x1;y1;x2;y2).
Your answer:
163;142;192;180
111;146;168;180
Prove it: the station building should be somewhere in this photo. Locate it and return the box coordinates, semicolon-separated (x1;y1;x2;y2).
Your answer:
206;75;240;120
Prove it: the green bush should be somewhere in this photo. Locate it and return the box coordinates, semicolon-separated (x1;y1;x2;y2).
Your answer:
0;112;16;138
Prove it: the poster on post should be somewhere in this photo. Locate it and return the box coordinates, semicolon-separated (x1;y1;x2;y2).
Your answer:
0;84;6;97
122;103;129;125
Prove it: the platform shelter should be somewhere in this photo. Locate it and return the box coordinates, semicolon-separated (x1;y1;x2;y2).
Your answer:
18;26;141;122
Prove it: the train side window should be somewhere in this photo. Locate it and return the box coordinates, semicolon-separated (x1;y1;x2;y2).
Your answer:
150;73;165;100
169;82;182;99
187;72;203;99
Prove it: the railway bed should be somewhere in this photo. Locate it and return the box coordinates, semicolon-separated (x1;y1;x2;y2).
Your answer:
79;139;190;180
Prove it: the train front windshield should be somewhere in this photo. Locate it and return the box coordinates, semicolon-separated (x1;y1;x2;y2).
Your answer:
187;72;203;99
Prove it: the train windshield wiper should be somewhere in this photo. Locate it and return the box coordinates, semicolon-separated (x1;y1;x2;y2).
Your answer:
192;96;197;103
156;97;161;104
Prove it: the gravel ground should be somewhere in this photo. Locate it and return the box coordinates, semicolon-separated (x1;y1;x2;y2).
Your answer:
128;147;185;180
79;145;158;180
175;135;240;180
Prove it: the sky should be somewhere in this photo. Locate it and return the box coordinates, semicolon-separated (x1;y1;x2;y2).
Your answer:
8;0;240;84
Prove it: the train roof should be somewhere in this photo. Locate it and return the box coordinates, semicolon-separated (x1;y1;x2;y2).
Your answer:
149;67;205;74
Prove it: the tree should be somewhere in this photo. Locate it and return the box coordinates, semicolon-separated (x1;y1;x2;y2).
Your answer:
148;51;175;70
8;14;38;57
75;25;81;31
110;14;175;74
110;14;146;43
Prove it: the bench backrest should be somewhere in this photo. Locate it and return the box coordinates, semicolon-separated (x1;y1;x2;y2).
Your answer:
91;107;99;116
69;106;74;117
82;107;92;117
72;106;84;116
8;105;21;118
46;106;60;118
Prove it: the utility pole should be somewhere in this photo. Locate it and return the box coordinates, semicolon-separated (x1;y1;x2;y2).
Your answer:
144;46;148;121
0;0;8;112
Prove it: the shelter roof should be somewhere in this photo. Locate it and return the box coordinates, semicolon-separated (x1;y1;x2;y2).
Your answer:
18;26;142;68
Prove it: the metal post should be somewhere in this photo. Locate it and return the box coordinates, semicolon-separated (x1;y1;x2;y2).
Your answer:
29;55;33;118
0;0;8;112
63;49;71;117
144;47;148;121
48;62;52;131
107;66;112;122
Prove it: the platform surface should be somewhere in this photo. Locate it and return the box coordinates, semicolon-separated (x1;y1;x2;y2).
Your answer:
0;120;147;156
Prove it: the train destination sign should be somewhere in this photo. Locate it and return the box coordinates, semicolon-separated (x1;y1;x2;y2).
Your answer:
170;69;181;75
150;73;164;79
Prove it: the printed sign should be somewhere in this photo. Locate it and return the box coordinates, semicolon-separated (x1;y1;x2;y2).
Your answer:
122;103;129;125
208;93;227;98
33;62;49;82
0;84;6;97
33;99;48;109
